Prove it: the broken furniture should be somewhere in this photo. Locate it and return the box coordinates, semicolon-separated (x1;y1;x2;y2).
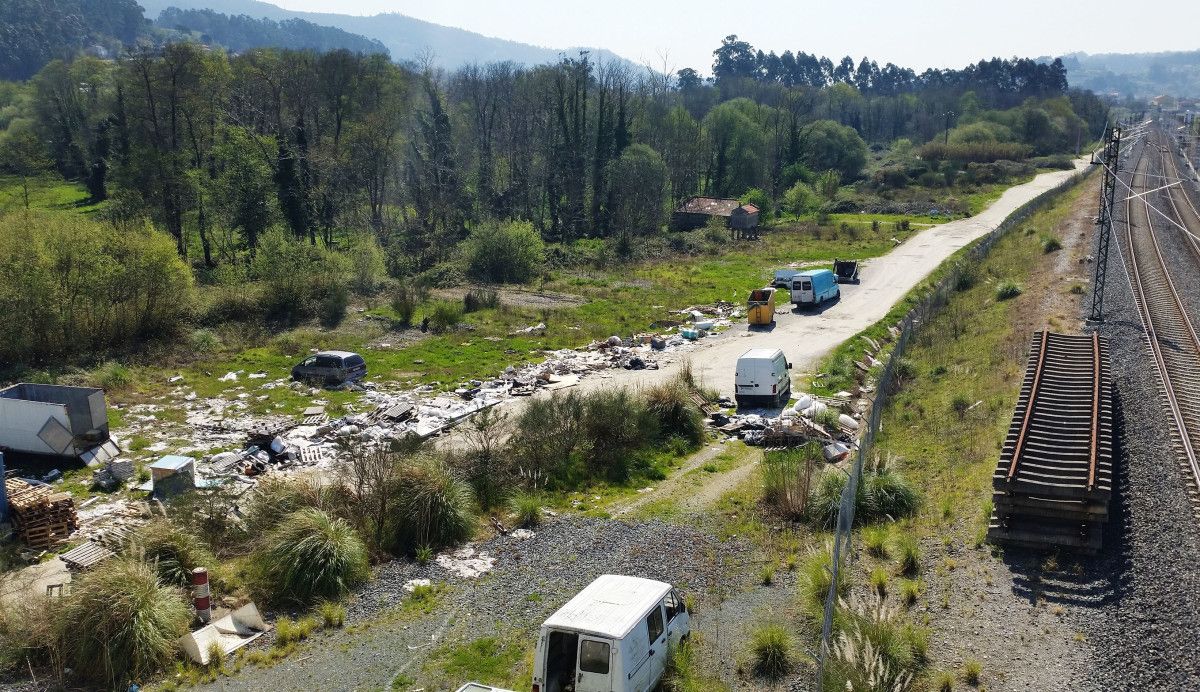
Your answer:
4;478;78;549
147;455;196;499
179;602;270;665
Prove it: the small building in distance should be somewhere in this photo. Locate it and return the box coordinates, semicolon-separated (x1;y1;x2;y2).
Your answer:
670;196;760;238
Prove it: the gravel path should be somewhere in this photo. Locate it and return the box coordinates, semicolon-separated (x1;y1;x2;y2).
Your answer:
1072;140;1200;690
197;517;750;691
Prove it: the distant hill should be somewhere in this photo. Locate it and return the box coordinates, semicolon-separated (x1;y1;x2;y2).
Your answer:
137;0;644;70
1058;51;1200;99
0;0;146;80
156;8;388;56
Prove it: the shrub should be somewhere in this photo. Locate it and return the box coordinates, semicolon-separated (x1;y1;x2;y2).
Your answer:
393;456;476;554
92;361;133;390
462;220;544;283
318;281;349;328
254;508;369;605
643;380;705;446
862;525;891;558
346;232;385;293
763;445;820;519
995;280;1022;301
954;266;978;292
893;533;921;575
510;493;542;527
809;470;851;528
862;468;921;520
391;283;420;326
415;544;434;565
462;287;500;313
951;392;972;420
832;592;928;686
749;623;792;678
130;520;218;589
317;601;346;628
509;392;586;488
188;328;223;355
244;476;336;539
962;658;982;685
581;389;657;481
59;558;191;688
427;300;463;333
1041;235;1062;253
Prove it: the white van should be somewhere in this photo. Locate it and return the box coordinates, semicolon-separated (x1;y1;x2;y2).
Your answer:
734;348;792;408
533;575;691;692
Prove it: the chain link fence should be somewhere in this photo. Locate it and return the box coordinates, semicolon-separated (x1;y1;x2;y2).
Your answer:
815;165;1096;688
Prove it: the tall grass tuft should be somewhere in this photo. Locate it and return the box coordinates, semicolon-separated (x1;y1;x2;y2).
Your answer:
394;456;476;554
59;558;191;688
427;300;464;333
130;520;218;589
762;444;819;518
244;476;337;539
892;533;921;576
994;280;1022;301
863;468;921;520
462;287;500;313
749;623;792;678
255;508;369;605
643;380;705;445
510;492;542;528
799;546;848;615
862;524;891;558
826;591;927;690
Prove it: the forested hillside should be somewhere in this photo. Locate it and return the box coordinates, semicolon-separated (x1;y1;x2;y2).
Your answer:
0;34;1107;366
1060;51;1200;98
0;0;146;80
156;8;388;55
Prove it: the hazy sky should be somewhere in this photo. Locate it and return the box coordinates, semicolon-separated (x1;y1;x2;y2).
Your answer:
265;0;1200;72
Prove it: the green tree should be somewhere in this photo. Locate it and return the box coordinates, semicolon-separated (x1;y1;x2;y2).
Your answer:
605;143;668;238
461;220;544;284
0;119;51;209
800;119;868;180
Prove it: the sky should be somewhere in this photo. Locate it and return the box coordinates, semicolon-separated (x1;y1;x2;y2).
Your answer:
264;0;1200;73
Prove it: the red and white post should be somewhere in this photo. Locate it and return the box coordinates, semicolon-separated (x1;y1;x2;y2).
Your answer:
192;567;211;623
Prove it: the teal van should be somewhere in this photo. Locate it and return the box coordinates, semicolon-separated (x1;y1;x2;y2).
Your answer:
789;269;840;307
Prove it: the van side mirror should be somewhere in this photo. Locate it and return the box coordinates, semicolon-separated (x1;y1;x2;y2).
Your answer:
787;362;793;370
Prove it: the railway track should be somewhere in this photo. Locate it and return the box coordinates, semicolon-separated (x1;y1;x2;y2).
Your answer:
1122;133;1200;508
989;330;1113;552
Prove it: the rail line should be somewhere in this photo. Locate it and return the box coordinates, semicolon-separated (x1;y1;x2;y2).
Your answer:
1122;134;1200;506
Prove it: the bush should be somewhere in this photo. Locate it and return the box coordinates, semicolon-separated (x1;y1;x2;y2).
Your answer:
826;592;925;692
59;558;191;688
862;468;921;520
462;220;544;283
749;623;792;678
130;520;218;589
91;361;133;391
995;280;1022;301
509;392;586;488
346;232;385;293
643;380;705;446
254;227;349;322
762;445;820;519
427;300;463;333
462;287;500;313
244;476;336;539
188;328;223;355
393;456;476;554
391;283;421;326
254;508;369;605
581;389;657;481
1041;235;1062;253
510;493;542;527
318;281;350;328
0;211;193;365
951;392;972;420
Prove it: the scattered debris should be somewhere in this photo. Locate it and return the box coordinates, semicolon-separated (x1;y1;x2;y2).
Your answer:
179;602;269;665
435;546;495;578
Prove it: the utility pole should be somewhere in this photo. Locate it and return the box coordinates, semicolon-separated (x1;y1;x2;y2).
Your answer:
1088;125;1122;323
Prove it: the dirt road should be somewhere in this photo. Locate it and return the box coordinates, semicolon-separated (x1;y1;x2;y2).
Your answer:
497;159;1090;409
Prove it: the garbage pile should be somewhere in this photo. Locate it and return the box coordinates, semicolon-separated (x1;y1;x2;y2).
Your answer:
709;391;860;456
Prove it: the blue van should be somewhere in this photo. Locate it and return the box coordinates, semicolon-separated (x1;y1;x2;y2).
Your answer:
790;269;840;307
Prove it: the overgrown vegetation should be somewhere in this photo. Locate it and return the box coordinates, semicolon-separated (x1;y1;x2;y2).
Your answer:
254;508;370;605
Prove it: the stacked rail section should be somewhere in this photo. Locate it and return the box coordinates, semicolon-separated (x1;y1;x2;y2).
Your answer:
987;331;1113;554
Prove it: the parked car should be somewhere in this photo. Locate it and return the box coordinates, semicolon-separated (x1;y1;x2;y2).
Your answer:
772;268;803;289
734;347;792;408
790;269;840;307
747;287;777;326
533;575;690;692
290;350;367;386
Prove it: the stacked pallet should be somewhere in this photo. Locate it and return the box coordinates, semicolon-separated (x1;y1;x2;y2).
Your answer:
4;478;78;549
987;332;1114;555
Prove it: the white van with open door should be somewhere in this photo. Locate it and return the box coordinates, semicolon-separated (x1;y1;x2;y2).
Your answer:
532;575;691;692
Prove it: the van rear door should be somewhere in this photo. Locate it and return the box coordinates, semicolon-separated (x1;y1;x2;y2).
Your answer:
576;636;612;692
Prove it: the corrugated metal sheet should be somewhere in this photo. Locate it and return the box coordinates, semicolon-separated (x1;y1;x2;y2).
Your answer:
675;196;740;216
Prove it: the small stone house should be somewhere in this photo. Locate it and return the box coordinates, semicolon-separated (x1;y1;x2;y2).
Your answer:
670;197;760;237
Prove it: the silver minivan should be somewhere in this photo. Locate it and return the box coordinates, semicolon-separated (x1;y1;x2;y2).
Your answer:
290;350;367;386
